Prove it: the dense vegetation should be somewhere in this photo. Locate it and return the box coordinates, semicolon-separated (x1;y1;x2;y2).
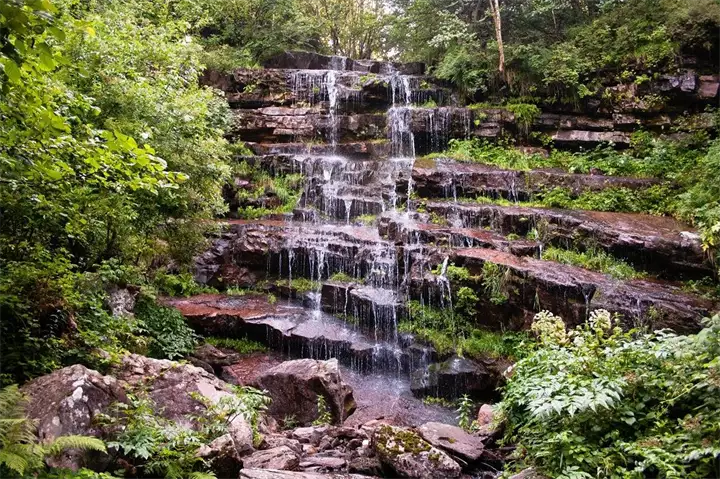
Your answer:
501;310;720;478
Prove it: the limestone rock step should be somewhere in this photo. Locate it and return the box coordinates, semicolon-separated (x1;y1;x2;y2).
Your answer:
194;220;399;290
410;158;660;202
164;294;412;374
321;283;405;341
421;201;711;279
447;248;716;334
379;211;540;258
245;140;390;158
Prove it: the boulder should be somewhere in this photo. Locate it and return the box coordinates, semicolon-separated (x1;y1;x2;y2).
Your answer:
239;469;370;479
113;354;254;455
348;456;384;475
256;359;356;425
411;356;501;401
191;343;241;373
197;434;243;478
509;468;550;479
106;286;138;318
417;422;486;463
372;424;461;479
261;435;303;454
300;455;347;470
21;365;125;471
292;426;330;446
242;446;300;470
476;403;504;437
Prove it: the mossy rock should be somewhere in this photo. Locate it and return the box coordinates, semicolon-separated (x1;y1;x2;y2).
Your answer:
372;424;461;478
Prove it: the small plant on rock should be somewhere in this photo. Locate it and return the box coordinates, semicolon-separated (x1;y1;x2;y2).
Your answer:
456;394;476;432
312;395;333;426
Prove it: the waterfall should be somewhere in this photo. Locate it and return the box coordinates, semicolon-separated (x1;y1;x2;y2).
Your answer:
324;70;339;151
387;73;416;211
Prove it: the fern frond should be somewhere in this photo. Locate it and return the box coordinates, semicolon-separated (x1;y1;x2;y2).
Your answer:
189;472;217;479
47;436;107;456
0;385;24;418
0;449;30;476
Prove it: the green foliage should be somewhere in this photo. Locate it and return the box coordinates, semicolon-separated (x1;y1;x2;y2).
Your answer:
204;337;268;355
104;386;270;478
0;385;106;477
677;139;720;256
481;262;510;305
0;0;232;384
460;329;529;360
456;394;475;432
288;278;321;293
433;45;491;99
134;297;197;360
355;214;378;226
312;395;333;426
153;272;217;297
328;272;359;283
506;103;541;135
402;299;526;360
422;396;455;408
541;246;645;280
234;165;304;219
501;311;720;478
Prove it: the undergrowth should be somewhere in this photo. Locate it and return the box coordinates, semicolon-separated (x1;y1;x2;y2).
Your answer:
541;246;645;280
501;310;720;478
204;337;268;354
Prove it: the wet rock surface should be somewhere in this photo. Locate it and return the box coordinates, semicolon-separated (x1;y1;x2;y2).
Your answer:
453;248;715;333
411;158;659;202
421;200;711;278
183;51;719;478
410;356;508;402
417;421;486;462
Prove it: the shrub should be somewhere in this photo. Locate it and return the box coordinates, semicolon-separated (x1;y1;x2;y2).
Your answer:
501;311;720;478
134;297;197;360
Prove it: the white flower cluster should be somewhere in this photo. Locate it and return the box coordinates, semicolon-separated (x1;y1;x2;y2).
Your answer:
531;310;567;345
589;309;614;332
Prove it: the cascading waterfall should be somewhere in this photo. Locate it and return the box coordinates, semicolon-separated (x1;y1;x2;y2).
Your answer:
324;70;339;150
387;72;417;212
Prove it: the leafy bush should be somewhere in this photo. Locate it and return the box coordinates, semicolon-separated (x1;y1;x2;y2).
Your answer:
501;310;720;478
134;297;197;360
103;386;270;478
312;395;333;426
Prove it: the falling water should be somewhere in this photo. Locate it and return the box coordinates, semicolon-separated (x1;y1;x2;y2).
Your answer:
324;70;339;150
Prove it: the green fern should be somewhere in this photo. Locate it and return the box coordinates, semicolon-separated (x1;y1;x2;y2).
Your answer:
0;385;43;476
47;436;106;456
189;472;217;479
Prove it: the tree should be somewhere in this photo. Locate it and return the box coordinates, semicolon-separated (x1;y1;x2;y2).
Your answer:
487;0;505;75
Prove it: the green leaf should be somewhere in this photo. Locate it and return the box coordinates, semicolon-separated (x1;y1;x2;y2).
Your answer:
1;58;21;83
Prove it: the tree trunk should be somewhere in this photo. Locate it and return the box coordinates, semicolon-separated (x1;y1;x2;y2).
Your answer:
488;0;505;75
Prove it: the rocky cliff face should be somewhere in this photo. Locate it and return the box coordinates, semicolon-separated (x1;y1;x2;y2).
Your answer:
183;50;720;408
203;51;719;156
